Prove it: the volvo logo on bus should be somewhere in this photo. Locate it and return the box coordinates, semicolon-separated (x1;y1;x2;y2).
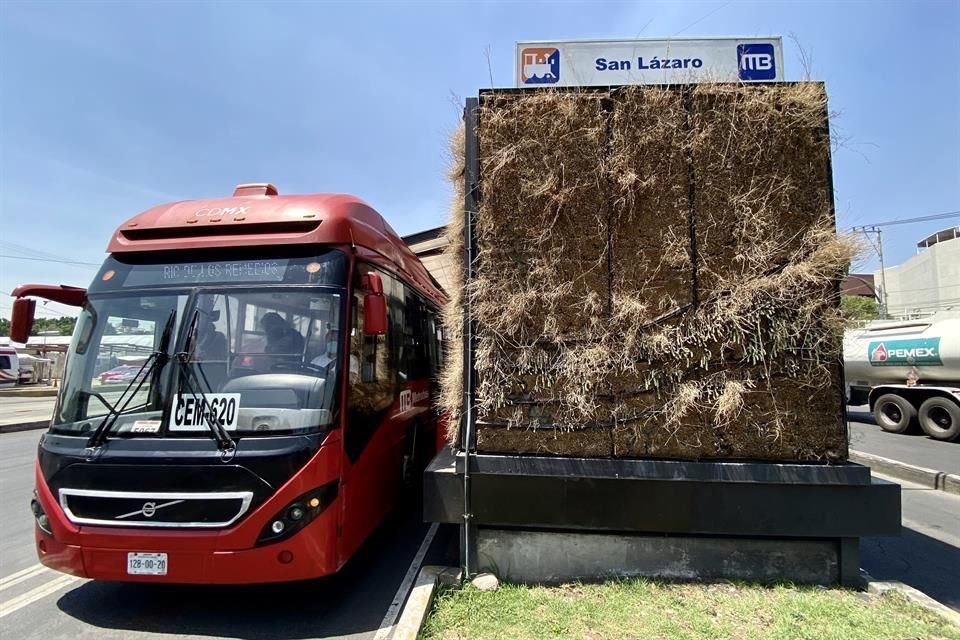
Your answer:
142;502;157;518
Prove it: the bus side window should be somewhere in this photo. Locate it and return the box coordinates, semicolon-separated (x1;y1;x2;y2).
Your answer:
427;310;441;378
349;291;377;385
389;283;432;383
349;269;394;412
346;267;398;461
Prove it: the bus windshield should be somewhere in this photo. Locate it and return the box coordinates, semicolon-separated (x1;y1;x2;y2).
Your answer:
54;250;348;438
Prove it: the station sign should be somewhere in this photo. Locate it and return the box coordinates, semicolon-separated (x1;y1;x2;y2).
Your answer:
514;37;784;87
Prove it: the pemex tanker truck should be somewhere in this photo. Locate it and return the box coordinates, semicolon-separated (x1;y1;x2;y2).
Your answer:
844;311;960;442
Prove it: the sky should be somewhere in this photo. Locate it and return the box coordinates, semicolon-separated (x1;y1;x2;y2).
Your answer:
1;0;958;320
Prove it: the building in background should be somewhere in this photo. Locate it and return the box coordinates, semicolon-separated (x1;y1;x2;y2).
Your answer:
878;226;959;319
841;273;877;300
403;226;455;293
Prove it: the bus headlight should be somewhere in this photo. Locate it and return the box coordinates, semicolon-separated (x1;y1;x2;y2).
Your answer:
256;481;338;545
31;492;52;535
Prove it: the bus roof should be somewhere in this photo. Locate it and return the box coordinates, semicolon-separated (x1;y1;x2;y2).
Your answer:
106;184;446;305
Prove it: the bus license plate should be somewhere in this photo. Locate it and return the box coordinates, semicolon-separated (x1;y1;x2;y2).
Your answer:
127;552;168;576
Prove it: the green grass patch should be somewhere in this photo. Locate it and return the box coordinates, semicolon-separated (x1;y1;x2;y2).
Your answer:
421;580;960;640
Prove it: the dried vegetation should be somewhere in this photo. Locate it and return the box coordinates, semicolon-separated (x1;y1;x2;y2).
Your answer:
441;83;852;462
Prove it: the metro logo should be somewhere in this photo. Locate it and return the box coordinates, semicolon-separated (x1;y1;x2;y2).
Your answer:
867;338;942;367
521;47;560;84
737;43;776;81
397;388;430;416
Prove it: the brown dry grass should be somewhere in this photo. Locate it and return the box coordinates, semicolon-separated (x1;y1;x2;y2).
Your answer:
440;84;852;461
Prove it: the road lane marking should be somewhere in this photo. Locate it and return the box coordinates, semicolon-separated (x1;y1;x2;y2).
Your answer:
0;574;82;619
373;522;439;640
0;565;51;592
0;564;47;589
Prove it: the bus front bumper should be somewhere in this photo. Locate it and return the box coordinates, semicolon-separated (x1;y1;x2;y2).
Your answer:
36;521;340;584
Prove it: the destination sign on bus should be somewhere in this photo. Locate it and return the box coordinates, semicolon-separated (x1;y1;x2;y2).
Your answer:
89;250;348;291
124;260;287;287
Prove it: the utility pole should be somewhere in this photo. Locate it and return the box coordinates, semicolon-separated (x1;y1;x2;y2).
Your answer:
853;225;888;319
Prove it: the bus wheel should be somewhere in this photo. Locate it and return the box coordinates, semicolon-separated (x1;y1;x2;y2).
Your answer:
872;394;916;434
918;397;960;442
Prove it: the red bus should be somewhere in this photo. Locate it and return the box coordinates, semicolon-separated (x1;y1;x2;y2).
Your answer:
11;183;446;584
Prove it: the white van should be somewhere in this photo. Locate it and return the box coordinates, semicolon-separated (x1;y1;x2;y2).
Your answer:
0;346;19;388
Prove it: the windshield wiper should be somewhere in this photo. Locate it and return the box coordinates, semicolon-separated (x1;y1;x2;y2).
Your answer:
87;310;176;449
175;309;236;458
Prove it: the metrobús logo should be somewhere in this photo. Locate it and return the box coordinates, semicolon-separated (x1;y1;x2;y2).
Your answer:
521;47;560;84
867;338;942;367
737;43;776;81
397;388;430;416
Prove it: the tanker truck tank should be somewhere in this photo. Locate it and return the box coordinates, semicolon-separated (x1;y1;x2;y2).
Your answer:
843;311;960;442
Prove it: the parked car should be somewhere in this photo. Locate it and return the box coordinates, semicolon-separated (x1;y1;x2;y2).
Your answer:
98;364;142;384
0;346;19;388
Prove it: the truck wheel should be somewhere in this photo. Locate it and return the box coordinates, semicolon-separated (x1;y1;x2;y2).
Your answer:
873;394;916;434
918;397;960;442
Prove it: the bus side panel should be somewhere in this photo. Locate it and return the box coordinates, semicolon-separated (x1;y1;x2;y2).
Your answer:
338;380;432;564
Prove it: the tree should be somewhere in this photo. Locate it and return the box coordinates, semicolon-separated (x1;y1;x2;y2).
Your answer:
0;316;77;337
841;295;880;323
33;316;77;336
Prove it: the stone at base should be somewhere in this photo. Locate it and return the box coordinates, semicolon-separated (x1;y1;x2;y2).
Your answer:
471;572;500;591
478;530;861;586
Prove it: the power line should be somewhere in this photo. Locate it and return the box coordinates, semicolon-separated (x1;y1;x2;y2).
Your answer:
0;254;101;267
671;1;732;37
887;298;960;309
853;210;960;228
881;284;960;294
0;301;80;318
0;241;92;264
0;306;74;319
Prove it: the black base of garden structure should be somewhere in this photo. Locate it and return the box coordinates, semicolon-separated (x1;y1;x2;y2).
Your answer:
423;448;901;587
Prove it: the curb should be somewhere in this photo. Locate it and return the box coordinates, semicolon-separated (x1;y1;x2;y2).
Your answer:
391;566;459;640
0;420;49;434
850;450;960;497
0;388;58;398
863;576;960;628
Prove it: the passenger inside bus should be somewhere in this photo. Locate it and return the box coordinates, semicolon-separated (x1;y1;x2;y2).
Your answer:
311;329;360;383
197;319;228;360
260;312;304;356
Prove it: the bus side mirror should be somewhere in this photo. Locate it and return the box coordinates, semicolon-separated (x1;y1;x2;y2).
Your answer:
363;294;387;336
10;298;36;344
361;272;387;336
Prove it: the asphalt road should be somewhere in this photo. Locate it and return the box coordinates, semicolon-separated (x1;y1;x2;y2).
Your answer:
0;396;56;427
848;408;960;475
861;473;960;611
0;409;957;637
0;429;454;639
